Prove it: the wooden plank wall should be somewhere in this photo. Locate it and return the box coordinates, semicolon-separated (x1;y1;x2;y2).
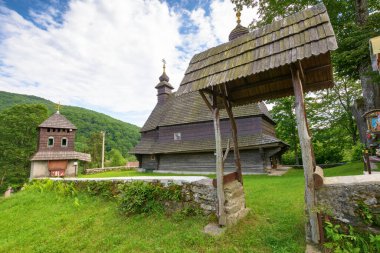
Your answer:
158;117;262;143
156;149;272;173
261;119;276;136
141;155;158;170
38;128;76;152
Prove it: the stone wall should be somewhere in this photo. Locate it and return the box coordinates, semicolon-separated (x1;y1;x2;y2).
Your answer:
47;177;248;225
316;174;380;229
85;166;132;175
49;176;218;215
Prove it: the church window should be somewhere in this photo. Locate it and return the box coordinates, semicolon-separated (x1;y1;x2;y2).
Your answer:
61;138;68;147
48;137;54;147
174;132;181;141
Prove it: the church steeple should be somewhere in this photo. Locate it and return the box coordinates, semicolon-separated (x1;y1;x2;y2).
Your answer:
228;10;249;41
155;59;174;104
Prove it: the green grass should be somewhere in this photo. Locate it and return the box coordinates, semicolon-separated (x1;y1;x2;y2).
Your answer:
323;161;363;177
80;170;215;178
0;162;364;252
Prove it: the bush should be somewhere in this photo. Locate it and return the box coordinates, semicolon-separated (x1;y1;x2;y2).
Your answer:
24;179;187;216
117;181;182;215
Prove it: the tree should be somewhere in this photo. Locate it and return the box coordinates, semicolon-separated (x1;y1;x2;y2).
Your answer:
107;149;126;167
269;97;300;164
86;132;103;168
0;104;48;193
309;78;362;146
232;0;380;143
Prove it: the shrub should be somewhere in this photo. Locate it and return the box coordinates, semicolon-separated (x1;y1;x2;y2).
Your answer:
117;181;182;215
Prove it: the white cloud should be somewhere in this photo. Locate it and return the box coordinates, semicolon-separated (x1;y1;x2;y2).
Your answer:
0;0;258;126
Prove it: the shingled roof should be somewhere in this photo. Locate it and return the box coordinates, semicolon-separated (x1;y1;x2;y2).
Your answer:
132;133;285;154
141;91;273;132
39;112;77;129
31;151;91;162
176;4;338;106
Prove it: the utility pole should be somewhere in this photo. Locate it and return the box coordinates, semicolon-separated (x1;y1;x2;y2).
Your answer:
101;131;105;169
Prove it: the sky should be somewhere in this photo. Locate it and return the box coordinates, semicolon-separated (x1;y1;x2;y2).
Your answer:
0;0;258;126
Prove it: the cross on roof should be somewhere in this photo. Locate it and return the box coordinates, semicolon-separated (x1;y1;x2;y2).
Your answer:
162;58;166;73
56;102;62;113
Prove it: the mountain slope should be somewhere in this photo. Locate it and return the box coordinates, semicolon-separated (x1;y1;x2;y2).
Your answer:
0;91;140;157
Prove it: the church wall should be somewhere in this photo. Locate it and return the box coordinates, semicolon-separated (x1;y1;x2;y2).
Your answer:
30;161;49;178
141;155;158;170
261;119;276;136
158;117;262;143
150;149;271;173
65;161;78;177
38;128;76;152
30;160;79;178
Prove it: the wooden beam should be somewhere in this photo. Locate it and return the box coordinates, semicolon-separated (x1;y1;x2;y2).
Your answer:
227;63;331;94
290;63;320;244
223;139;231;162
212;172;238;188
313;166;324;189
212;91;227;226
221;84;243;184
297;60;305;83
199;90;212;112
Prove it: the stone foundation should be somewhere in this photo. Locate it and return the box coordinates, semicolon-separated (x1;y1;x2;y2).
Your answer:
224;180;249;226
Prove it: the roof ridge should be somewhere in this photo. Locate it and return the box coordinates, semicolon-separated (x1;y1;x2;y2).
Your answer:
188;3;328;66
39;112;77;129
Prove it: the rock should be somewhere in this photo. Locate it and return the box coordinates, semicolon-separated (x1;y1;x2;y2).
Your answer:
203;223;225;236
4;187;12;198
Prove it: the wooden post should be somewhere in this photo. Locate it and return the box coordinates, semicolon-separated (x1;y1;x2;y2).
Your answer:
221;85;243;184
200;91;227;226
290;64;320;244
101;131;105;169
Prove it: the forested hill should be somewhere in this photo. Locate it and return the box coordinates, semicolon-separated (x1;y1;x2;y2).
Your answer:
0;91;141;157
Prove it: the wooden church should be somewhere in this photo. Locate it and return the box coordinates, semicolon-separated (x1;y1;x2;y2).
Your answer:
30;109;91;178
132;65;288;174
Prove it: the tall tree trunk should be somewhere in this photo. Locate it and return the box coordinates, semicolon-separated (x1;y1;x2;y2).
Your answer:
353;0;380;144
352;98;368;144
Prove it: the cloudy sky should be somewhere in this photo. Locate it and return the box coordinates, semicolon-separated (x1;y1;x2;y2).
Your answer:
0;0;257;126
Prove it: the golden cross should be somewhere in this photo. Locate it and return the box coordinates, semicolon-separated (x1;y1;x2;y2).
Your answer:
236;11;241;24
162;58;166;73
56;102;62;112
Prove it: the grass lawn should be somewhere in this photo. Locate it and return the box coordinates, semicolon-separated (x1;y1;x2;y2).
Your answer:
0;162;363;252
80;170;216;178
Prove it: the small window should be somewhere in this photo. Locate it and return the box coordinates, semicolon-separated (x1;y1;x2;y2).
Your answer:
48;137;54;147
47;128;51;132
61;138;68;147
174;132;181;141
53;129;56;132
150;155;155;160
58;129;61;132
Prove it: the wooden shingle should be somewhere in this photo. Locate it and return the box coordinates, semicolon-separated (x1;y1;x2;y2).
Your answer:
176;4;338;105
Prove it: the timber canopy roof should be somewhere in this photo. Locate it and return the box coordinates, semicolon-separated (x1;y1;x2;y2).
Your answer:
39;112;77;129
176;3;338;105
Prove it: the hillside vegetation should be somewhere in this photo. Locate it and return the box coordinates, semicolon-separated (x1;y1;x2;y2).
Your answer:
0;91;140;192
0;91;141;157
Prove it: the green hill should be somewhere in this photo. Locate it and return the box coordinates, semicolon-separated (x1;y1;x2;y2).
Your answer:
0;91;141;158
